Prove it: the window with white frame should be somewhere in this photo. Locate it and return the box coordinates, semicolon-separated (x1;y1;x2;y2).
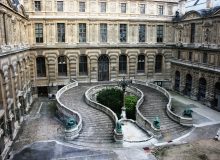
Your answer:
100;2;106;13
57;1;64;12
140;4;145;14
119;24;127;42
139;24;146;42
79;23;86;42
79;1;85;12
121;3;126;13
158;5;164;15
100;23;107;42
34;1;41;11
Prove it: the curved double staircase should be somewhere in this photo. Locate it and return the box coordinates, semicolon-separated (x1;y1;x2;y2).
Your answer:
58;82;191;145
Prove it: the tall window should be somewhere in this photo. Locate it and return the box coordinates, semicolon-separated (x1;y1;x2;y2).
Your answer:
158;5;164;15
100;2;106;13
79;23;86;42
203;52;207;63
57;1;64;12
175;71;180;91
119;55;127;74
139;24;146;42
79;2;85;12
185;74;192;96
140;4;145;14
157;25;164;43
57;23;65;42
121;3;126;13
198;78;206;100
79;55;88;75
190;23;195;43
100;23;107;42
178;50;181;59
34;1;41;11
120;24;127;42
189;52;192;61
36;57;46;77
137;55;145;73
58;56;67;76
155;54;163;73
35;23;43;43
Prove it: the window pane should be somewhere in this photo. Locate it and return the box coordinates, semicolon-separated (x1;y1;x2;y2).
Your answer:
121;3;126;13
58;56;67;76
158;5;163;15
100;23;107;42
79;23;86;42
190;23;195;43
57;23;65;42
100;2;106;13
155;55;162;73
79;55;88;75
140;4;145;14
35;1;41;11
137;55;145;72
157;25;163;43
139;24;146;42
35;23;43;43
57;1;63;12
36;57;46;77
119;55;127;74
120;24;127;42
79;2;85;12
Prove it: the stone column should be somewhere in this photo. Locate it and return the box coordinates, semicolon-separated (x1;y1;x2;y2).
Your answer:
109;52;118;81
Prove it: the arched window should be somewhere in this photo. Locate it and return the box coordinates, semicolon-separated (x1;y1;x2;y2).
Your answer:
155;54;162;73
36;57;46;77
175;71;180;91
79;55;88;75
119;55;127;74
58;56;67;76
137;55;145;73
185;74;192;96
198;78;206;100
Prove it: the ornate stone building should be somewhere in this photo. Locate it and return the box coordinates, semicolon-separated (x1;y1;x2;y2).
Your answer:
0;0;220;159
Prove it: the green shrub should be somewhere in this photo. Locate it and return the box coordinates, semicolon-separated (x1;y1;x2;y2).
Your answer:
125;95;138;120
96;88;123;117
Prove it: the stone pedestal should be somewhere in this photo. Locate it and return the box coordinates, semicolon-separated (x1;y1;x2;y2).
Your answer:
114;129;123;143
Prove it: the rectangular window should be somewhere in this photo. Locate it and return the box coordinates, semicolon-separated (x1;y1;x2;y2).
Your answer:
79;2;85;12
57;23;65;42
100;2;106;13
35;1;41;11
190;23;195;43
140;4;145;14
157;25;164;43
189;52;192;61
158;5;164;15
203;52;207;63
121;3;126;13
120;24;127;42
100;23;107;42
35;23;43;43
139;24;146;42
57;1;63;12
79;56;88;75
178;50;181;59
79;23;86;42
119;55;127;74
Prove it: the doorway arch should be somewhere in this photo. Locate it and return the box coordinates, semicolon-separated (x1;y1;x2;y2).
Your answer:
98;55;109;81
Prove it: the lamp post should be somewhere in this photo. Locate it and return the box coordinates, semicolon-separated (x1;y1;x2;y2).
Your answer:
118;76;132;119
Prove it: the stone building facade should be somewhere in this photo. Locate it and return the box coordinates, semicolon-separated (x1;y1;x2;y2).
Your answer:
0;0;220;159
171;6;220;110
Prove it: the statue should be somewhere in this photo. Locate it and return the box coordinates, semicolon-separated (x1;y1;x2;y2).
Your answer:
65;117;76;129
153;117;160;129
116;121;122;133
183;108;193;117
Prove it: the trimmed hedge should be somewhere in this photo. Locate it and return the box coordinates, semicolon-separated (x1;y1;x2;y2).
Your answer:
96;87;137;120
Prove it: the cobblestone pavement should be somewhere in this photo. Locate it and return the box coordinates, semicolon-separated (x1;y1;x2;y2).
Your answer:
11;97;64;153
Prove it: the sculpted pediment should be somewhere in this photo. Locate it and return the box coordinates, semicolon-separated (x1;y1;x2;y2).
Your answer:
181;11;201;20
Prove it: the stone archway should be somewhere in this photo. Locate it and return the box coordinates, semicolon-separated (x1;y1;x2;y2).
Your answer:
98;55;109;81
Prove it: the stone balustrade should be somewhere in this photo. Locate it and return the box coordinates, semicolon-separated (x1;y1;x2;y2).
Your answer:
56;80;83;140
133;79;193;127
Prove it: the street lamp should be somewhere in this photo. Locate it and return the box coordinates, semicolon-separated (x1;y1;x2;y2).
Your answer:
118;76;132;119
